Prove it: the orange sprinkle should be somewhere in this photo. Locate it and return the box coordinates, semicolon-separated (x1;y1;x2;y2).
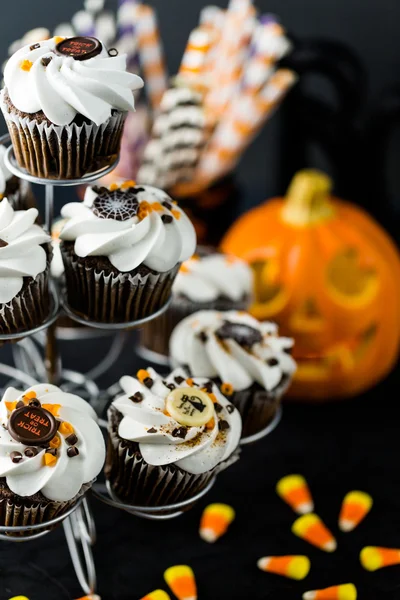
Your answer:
171;209;181;220
208;393;218;403
109;183;119;191
44;453;57;467
221;383;234;396
54;36;65;44
138;208;150;221
49;435;61;449
5;401;17;412
20;59;33;72
172;200;178;205
191;254;200;261
59;422;74;436
137;369;151;383
179;264;190;274
186;378;194;387
24;391;37;400
151;202;164;211
121;180;136;189
206;418;215;430
42;403;61;417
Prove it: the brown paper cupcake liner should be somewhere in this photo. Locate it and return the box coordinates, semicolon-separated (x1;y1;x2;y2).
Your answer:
0;244;52;336
139;293;252;358
61;242;179;323
1;95;126;180
105;407;239;508
0;480;92;538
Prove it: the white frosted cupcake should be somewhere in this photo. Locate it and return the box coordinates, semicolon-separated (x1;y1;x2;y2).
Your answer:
59;182;196;323
1;35;143;179
0;144;35;211
170;310;296;437
0;384;105;532
139;248;254;358
106;367;241;506
0;198;52;336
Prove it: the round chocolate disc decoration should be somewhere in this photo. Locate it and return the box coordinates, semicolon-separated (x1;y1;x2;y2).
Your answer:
8;406;58;446
216;320;263;347
92;189;139;221
56;37;103;61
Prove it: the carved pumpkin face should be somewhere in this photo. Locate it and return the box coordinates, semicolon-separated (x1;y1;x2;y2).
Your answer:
222;170;400;400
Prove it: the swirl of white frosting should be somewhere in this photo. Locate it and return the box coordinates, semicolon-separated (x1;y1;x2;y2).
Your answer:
174;253;253;303
60;183;196;273
0;146;12;196
0;384;105;501
0;199;50;304
4;36;143;126
111;367;241;475
170;310;296;392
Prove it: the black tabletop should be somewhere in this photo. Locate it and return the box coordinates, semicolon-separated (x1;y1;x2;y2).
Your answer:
0;331;399;600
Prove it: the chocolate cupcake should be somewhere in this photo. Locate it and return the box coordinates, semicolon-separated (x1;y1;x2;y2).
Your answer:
170;310;296;438
0;198;52;336
0;383;105;534
139;248;254;359
0;144;36;211
106;367;242;507
1;36;143;179
59;182;197;323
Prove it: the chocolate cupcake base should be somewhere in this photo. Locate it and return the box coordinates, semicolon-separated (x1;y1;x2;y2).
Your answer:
0;479;91;537
61;241;179;324
139;293;251;359
105;406;239;508
0;244;52;336
1;91;126;180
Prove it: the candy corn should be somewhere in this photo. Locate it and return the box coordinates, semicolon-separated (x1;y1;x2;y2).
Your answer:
302;583;357;600
292;514;337;552
8;597;30;600
338;491;373;532
257;555;311;580
276;475;314;514
164;566;197;600
200;503;235;543
75;596;101;600
140;591;171;600
360;546;400;571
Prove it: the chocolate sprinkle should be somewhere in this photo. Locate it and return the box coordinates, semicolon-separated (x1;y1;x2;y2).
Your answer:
216;320;263;347
30;43;41;51
161;214;173;224
218;420;230;431
162;201;172;210
67;446;80;457
198;331;208;343
47;448;58;457
143;377;154;389
29;399;41;407
16;401;25;409
267;358;279;366
175;376;185;385
108;47;119;57
66;433;78;446
24;447;38;458
10;451;22;463
0;239;9;248
165;383;176;390
41;56;53;67
134;187;145;193
214;403;223;413
147;427;157;434
129;392;143;403
172;426;188;439
226;405;235;414
203;381;213;393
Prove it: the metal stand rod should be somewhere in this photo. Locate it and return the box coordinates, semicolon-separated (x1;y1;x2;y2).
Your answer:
45;183;54;234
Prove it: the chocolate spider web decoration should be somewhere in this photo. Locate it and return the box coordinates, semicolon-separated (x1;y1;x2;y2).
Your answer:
92;189;139;221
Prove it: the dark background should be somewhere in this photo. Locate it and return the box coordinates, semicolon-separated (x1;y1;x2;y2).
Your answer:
0;2;400;600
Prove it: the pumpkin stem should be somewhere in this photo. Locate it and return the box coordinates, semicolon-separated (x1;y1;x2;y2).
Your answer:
282;169;336;226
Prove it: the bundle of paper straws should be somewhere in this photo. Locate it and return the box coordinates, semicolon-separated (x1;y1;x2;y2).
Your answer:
7;0;297;194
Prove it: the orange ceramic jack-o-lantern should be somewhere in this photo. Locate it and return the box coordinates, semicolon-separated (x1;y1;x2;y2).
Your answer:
221;170;400;401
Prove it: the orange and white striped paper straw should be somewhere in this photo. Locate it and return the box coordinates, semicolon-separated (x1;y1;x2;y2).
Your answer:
205;0;256;121
197;68;297;185
178;26;215;88
133;3;168;112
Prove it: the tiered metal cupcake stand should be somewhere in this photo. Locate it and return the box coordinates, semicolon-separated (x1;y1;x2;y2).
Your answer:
0;138;282;598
